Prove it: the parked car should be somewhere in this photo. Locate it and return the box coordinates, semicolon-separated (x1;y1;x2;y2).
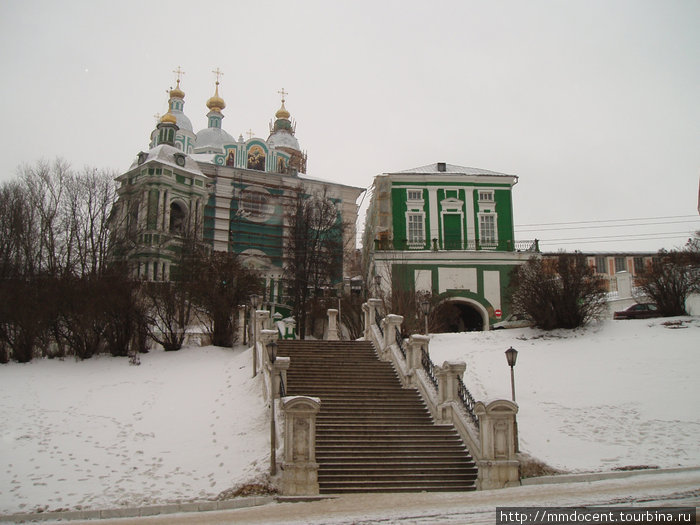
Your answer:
492;313;532;330
613;303;660;320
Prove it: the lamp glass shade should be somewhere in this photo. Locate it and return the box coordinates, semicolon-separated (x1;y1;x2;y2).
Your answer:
505;347;518;367
250;294;261;308
420;300;431;315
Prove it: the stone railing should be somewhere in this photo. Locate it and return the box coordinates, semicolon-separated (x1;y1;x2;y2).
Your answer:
362;302;520;490
252;312;320;496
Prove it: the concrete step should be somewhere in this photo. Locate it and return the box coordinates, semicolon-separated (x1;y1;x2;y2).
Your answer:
277;339;477;493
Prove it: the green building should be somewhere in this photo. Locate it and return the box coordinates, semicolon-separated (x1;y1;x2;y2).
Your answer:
363;162;538;331
111;71;363;314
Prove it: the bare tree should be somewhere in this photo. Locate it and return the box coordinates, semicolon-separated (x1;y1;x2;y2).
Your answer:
65;167;119;277
191;251;261;347
284;188;345;339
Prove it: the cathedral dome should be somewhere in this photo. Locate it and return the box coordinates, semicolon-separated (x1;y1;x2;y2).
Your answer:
160;110;177;124
275;101;290;120
268;93;300;151
206;82;226;112
267;131;300;151
195;127;235;152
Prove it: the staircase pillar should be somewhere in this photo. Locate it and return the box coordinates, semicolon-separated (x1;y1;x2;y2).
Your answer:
326;309;339;340
435;361;467;423
366;298;382;339
382;314;403;359
407;334;430;379
280;396;321;496
474;399;520;489
362;302;370;338
273;357;290;398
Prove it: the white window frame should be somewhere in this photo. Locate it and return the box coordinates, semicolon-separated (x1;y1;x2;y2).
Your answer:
478;190;494;202
478;213;498;248
406;212;425;248
406;189;423;202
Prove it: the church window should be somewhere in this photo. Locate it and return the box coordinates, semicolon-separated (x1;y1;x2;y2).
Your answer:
479;214;496;245
407;213;425;247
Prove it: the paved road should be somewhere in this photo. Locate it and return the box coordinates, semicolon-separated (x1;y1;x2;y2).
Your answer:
34;469;699;525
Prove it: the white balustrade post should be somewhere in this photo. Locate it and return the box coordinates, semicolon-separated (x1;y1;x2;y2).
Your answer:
382;314;403;359
435;361;467;423
280;396;321;495
407;334;429;377
326;309;339;340
361;302;370;339
474;399;520;489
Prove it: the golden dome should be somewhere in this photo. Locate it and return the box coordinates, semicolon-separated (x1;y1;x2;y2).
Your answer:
275;101;290;120
160;110;177;124
169;79;185;99
206;81;226;112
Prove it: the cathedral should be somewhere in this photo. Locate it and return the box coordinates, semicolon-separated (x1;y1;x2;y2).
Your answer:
111;68;363;313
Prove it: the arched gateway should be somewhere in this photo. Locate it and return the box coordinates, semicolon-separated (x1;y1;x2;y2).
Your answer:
434;298;489;332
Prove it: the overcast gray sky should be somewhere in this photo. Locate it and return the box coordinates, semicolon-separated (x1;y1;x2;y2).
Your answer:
1;0;698;252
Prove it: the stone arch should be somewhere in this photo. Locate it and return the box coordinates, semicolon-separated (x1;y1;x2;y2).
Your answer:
436;297;489;332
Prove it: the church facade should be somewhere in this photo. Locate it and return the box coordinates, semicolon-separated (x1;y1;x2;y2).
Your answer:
111;70;363;312
363;162;538;331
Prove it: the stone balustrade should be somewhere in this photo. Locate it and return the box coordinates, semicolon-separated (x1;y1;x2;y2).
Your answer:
363;302;521;489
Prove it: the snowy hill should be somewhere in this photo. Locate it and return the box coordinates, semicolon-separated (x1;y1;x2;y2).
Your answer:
430;317;700;472
1;318;699;515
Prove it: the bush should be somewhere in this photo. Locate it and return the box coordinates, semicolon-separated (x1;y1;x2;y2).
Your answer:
511;253;607;330
635;243;700;317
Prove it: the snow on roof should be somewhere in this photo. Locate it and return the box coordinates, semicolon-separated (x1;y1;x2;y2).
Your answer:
127;144;205;177
392;162;514;177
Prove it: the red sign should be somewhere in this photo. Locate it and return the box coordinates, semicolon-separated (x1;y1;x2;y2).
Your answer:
495;309;502;319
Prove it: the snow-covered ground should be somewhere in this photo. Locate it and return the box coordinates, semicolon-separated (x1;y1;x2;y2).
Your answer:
431;317;700;472
1;318;699;516
0;346;269;515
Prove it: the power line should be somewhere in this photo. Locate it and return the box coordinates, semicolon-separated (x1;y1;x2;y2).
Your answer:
539;230;695;243
516;214;698;228
516;219;700;232
542;235;691;246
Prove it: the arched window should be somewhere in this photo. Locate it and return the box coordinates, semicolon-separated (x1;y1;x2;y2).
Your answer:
169;202;186;234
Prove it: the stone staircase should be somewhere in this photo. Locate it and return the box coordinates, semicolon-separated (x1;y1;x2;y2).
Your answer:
277;339;478;493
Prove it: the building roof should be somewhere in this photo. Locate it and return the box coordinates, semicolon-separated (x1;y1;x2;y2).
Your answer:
392;162;514;177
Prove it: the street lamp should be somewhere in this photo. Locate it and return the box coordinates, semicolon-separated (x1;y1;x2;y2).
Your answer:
267;339;278;476
420;299;431;335
505;346;518;402
374;274;381;297
250;294;261;377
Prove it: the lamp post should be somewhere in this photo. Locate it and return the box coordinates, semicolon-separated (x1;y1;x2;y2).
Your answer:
250;294;261;377
505;346;518;402
374;274;381;297
266;340;278;476
420;299;431;335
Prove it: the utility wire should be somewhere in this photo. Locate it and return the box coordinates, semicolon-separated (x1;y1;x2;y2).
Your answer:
516;219;700;232
516;214;698;227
